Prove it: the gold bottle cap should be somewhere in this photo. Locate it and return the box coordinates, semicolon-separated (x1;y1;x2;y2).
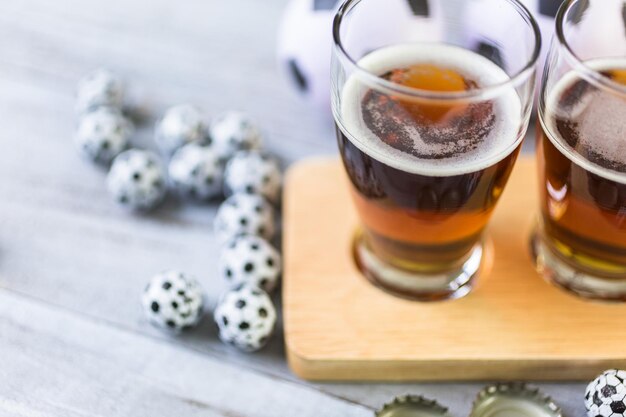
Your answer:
375;395;452;417
470;383;562;417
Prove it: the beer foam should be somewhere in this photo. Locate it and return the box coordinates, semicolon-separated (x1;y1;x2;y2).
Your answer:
543;58;626;183
338;43;523;176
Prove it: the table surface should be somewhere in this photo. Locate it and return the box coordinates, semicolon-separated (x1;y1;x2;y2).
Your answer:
0;0;587;416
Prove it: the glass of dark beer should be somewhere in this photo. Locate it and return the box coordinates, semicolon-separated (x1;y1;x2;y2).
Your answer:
331;0;540;300
532;0;626;300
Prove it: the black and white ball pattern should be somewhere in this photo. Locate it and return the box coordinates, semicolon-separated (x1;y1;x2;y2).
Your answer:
464;0;562;79
209;111;262;162
142;270;205;331
277;0;443;110
214;284;276;352
155;104;207;155
224;151;282;203
219;235;282;293
76;68;124;114
75;107;132;164
214;194;276;243
585;369;626;417
107;149;167;210
168;143;223;200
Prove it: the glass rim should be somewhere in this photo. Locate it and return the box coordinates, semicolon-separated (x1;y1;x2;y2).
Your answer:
555;0;626;95
332;0;542;101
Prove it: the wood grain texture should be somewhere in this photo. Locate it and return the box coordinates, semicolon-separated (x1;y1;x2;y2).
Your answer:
0;290;373;417
283;157;626;381
0;0;589;415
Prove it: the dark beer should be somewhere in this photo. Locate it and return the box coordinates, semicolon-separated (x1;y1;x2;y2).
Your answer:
335;44;524;278
537;61;626;278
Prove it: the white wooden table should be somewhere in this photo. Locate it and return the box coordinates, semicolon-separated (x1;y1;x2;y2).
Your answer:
0;0;587;415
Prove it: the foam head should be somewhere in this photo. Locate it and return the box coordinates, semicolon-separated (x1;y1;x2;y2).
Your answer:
338;43;523;176
545;59;626;179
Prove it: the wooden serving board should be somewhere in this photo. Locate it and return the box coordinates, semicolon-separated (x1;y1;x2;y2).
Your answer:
282;156;626;381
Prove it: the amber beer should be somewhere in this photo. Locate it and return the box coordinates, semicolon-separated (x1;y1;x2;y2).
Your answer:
536;61;626;290
335;44;524;297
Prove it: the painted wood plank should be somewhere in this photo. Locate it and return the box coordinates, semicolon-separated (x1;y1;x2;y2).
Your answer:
0;289;373;417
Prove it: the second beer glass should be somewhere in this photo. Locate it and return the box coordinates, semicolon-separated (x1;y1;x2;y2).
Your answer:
533;0;626;300
331;0;540;300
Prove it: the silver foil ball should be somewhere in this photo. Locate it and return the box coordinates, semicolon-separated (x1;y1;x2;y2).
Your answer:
209;111;262;162
214;284;276;352
76;68;124;114
585;369;626;417
75;107;132;164
168;143;223;200
224;151;282;203
155;104;207;155
107;149;167;210
142;270;205;332
219;235;282;293
213;193;276;243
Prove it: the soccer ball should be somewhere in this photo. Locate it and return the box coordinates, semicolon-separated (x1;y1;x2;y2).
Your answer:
565;0;626;60
277;0;444;112
463;0;561;73
585;369;626;417
462;0;564;108
277;0;340;111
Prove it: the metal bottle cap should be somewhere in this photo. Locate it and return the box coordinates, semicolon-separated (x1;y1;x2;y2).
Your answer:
375;395;452;417
470;383;562;417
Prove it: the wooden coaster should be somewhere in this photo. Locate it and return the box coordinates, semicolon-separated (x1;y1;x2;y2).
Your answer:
282;156;626;381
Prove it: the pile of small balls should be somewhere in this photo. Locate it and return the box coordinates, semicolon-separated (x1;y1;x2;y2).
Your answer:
74;69;283;352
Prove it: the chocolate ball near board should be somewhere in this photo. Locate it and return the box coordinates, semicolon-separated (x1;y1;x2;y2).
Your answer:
214;284;277;352
155;104;207;156
224;151;282;204
213;193;276;243
168;143;223;200
585;369;626;417
219;235;282;293
142;270;205;332
107;149;167;210
76;68;124;114
208;111;262;162
75;107;133;165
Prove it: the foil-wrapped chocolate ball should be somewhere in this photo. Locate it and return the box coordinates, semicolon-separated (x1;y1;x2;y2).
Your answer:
585;370;626;417
76;68;124;113
107;149;167;210
224;151;282;204
142;270;205;332
168;143;223;200
155;104;207;155
75;107;132;164
219;235;282;293
213;193;276;243
209;111;262;162
214;283;276;352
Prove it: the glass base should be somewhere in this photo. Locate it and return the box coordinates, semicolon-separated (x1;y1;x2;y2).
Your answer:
353;234;482;301
531;231;626;301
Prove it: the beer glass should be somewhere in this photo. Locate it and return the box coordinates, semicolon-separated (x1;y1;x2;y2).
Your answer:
532;0;626;300
331;0;540;301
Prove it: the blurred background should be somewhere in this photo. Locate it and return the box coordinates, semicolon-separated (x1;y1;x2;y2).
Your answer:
0;0;338;161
